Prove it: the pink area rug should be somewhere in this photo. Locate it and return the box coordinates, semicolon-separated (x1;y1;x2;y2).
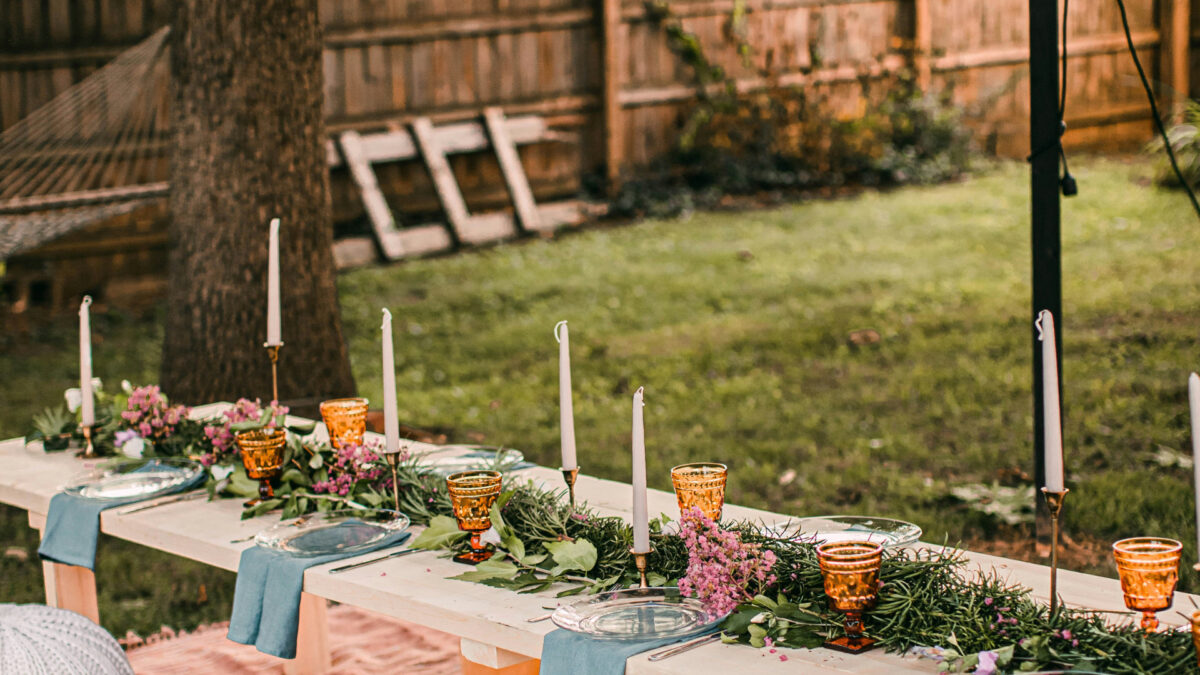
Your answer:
124;604;460;674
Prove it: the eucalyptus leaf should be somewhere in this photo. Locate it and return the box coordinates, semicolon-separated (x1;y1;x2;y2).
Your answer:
287;420;317;436
308;452;324;469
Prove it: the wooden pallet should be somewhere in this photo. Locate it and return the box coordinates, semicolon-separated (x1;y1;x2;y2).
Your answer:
331;108;602;265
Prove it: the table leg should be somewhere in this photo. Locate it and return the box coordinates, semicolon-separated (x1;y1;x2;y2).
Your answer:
459;638;539;675
28;512;101;624
284;592;332;675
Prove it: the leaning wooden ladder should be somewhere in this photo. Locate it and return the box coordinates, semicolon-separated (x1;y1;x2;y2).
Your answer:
330;107;595;263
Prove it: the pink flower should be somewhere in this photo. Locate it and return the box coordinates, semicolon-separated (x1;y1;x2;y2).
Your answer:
677;507;777;617
778;655;788;662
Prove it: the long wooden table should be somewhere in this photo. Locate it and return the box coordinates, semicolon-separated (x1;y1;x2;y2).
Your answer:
0;404;1188;674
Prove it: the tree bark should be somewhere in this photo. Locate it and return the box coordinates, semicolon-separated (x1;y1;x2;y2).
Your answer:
163;0;356;406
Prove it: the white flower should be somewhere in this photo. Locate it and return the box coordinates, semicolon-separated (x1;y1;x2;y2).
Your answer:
64;388;82;412
121;380;134;395
210;465;234;481
750;612;768;624
480;526;502;546
121;437;145;458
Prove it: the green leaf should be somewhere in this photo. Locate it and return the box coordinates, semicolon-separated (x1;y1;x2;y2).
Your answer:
502;532;526;562
241;498;282;519
747;624;767;648
410;515;468;550
555;585;589;598
287;420;317;436
361;491;383;507
521;553;548;566
752;594;778;610
308;452;324;469
646;572;667;587
451;558;519;583
544;539;597;574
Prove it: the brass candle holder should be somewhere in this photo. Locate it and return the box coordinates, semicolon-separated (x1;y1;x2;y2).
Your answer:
817;540;883;654
1111;537;1182;632
560;466;580;510
1041;487;1068;614
319;397;369;449
447;470;503;565
235;427;287;507
630;547;654;588
670;462;727;521
78;425;95;458
264;343;283;403
382;447;405;512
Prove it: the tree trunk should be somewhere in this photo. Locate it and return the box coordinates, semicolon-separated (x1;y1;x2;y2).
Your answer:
163;0;356;406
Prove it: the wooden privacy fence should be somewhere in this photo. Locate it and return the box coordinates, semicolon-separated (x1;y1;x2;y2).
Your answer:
1;0;1194;206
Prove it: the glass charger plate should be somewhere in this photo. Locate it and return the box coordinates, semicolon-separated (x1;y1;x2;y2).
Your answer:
772;515;922;548
63;458;203;501
551;587;725;640
416;446;526;477
255;509;411;557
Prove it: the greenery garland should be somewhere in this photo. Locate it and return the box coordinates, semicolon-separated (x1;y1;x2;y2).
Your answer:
29;387;1199;673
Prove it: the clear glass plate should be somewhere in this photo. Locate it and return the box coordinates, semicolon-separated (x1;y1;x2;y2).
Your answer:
551;587;725;640
417;446;526;477
771;515;922;548
64;458;203;501
254;509;411;557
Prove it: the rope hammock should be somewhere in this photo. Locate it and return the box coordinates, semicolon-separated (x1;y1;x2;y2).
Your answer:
0;27;170;259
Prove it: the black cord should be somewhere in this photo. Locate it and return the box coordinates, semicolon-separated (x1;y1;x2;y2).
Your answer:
1114;0;1200;219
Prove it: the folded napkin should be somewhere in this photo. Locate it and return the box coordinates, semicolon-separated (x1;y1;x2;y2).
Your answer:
227;527;411;659
38;463;205;570
539;624;720;675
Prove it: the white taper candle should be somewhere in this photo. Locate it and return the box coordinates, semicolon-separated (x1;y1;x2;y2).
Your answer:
631;386;649;553
1188;372;1200;556
555;321;577;470
1038;310;1064;492
265;218;282;347
382;309;399;454
79;296;94;427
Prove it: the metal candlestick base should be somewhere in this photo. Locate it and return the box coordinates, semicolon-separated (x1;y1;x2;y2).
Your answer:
1042;487;1069;614
560;466;579;510
630;547;654;588
264;342;283;403
383;449;404;512
78;425;95;458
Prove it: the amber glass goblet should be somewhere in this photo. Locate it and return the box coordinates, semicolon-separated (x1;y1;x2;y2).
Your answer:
320;397;369;449
1190;610;1200;670
1112;537;1181;632
235;428;287;507
447;470;503;565
670;462;728;521
817;540;883;653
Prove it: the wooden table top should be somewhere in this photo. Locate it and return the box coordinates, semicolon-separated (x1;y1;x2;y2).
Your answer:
0;403;1185;673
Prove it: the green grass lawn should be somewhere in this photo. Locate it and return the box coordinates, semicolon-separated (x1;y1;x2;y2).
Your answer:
2;157;1198;637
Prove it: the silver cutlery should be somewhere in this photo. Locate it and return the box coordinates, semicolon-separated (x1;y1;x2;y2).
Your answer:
329;548;421;573
647;634;722;662
118;490;207;515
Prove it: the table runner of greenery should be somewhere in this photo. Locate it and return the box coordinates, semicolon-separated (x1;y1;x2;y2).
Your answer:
28;387;1199;673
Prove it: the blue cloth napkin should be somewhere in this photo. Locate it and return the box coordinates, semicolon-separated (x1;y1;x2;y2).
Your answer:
227;527;411;659
539;624;721;675
38;462;205;570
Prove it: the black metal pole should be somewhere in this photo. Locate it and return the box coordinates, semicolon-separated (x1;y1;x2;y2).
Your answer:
1030;0;1063;541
